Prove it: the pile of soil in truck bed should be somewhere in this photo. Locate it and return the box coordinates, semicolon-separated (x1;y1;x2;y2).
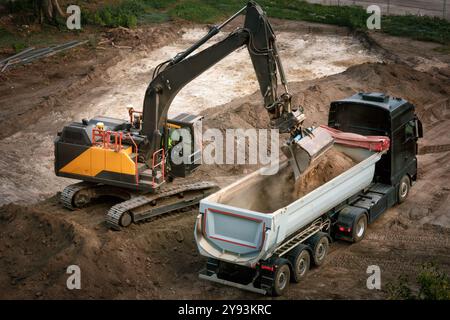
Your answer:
293;148;356;198
227;147;357;213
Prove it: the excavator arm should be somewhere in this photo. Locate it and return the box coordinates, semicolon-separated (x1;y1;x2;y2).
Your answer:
141;2;304;160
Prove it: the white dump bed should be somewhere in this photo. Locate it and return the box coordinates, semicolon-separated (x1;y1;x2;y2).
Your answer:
195;144;384;267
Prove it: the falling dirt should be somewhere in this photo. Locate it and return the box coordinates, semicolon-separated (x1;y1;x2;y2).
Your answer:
217;148;357;213
0;19;449;299
294;148;356;199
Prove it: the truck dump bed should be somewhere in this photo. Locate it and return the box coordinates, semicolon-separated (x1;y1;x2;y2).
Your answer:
195;144;384;267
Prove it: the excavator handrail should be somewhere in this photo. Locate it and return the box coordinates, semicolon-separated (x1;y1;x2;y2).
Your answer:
152;148;165;188
92;128;123;152
125;132;139;185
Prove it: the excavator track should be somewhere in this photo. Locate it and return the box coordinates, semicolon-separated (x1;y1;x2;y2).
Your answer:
60;182;96;210
105;181;219;230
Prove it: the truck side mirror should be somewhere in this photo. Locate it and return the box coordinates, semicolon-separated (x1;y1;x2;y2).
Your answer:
416;118;423;138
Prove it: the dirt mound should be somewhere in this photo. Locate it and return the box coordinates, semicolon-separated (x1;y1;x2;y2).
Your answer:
202;62;449;137
0;204;80;298
217;148;356;213
0;199;245;299
198;62;449;179
103;24;181;49
1;56;449;299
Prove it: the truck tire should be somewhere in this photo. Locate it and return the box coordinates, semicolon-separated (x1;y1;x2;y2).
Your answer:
307;232;329;267
352;214;367;243
271;262;290;297
398;175;410;203
288;245;310;283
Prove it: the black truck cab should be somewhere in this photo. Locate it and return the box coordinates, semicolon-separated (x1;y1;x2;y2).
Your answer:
329;93;423;241
329;92;423;190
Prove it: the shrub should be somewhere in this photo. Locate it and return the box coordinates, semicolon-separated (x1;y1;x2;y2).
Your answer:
387;263;450;300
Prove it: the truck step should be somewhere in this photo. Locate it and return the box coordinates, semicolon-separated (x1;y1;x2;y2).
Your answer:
274;218;328;256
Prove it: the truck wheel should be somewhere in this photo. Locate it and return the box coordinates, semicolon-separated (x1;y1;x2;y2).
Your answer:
352;214;367;243
307;232;329;267
272;263;290;297
398;175;410;203
288;246;310;283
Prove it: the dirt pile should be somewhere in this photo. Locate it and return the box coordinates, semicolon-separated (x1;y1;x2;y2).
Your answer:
0;200;229;299
102;24;181;49
294;148;356;198
201;61;450;144
220;148;357;213
195;61;450;183
0;204;80;298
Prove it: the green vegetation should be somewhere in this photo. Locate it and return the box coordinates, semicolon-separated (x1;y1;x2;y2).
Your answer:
84;0;174;27
382;15;450;45
0;27;27;52
86;0;450;44
387;263;450;300
88;1;143;28
2;0;450;45
168;0;223;24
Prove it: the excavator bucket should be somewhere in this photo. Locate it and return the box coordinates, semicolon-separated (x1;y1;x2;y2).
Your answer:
282;126;334;180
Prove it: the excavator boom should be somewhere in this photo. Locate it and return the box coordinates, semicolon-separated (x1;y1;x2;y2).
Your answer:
140;1;331;175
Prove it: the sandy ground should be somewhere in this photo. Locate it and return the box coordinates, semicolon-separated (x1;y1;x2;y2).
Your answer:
0;20;449;299
0;23;380;206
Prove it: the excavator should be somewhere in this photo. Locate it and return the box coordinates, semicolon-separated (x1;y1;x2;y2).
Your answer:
54;1;331;229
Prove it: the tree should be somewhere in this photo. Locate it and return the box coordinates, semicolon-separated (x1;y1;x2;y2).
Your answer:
34;0;66;25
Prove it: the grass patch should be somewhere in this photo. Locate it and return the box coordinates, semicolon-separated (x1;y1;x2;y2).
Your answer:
82;0;173;27
168;0;223;24
382;15;450;44
3;0;450;45
86;0;145;28
144;0;178;10
162;0;450;45
261;1;369;29
138;11;170;24
0;27;27;52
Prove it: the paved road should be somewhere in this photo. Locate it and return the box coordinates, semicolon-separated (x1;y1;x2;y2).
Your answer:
307;0;450;19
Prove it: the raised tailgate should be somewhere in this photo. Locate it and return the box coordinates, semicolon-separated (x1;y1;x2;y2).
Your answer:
203;206;267;255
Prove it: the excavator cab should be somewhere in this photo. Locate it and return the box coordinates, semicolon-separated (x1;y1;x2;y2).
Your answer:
166;113;203;178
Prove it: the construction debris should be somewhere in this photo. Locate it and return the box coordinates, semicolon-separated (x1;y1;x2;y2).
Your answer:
0;40;88;72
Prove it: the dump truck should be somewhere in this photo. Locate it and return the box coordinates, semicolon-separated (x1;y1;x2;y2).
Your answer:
195;92;423;296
